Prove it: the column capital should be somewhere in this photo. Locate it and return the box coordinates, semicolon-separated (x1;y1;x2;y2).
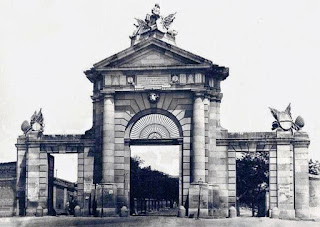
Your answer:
208;91;223;102
102;93;115;99
91;93;105;102
193;91;205;98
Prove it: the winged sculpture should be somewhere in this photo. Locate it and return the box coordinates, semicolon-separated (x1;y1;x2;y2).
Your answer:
162;13;176;30
132;4;177;37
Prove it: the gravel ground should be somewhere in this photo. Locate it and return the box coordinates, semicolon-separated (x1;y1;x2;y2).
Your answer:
1;216;320;227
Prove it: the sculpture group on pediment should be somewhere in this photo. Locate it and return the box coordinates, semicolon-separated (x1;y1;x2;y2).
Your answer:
132;4;177;37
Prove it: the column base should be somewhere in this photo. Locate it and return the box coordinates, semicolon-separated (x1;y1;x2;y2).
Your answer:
208;184;229;218
26;208;37;216
188;183;208;218
96;183;118;217
95;208;117;217
279;209;295;219
296;208;310;219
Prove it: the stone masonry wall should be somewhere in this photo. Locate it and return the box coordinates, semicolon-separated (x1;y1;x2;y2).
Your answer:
113;91;193;209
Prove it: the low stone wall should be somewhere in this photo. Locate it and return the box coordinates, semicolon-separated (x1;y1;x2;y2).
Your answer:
309;174;320;218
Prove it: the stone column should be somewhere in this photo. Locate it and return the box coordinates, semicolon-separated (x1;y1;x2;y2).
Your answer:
192;93;205;182
102;93;115;183
98;93;117;216
293;131;310;218
188;93;208;217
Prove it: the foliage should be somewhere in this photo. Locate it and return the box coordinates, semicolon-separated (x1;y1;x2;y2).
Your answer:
309;159;320;175
236;152;269;216
130;156;179;202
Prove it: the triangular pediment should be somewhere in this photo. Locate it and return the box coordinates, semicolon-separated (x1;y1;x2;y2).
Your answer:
93;38;213;69
117;48;189;67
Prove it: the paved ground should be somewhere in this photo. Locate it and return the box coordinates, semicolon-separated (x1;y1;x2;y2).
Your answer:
1;216;320;227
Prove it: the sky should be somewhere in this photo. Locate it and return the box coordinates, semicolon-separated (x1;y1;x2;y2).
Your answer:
131;146;179;176
1;0;320;181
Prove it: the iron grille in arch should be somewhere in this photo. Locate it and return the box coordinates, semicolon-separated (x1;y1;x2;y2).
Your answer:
130;114;180;139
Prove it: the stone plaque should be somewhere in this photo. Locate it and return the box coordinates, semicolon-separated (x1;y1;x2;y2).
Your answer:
136;75;170;87
188;184;208;209
279;185;291;202
28;182;39;201
84;180;92;193
279;185;290;194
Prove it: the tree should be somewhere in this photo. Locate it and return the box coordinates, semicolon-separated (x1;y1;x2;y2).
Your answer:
130;156;179;211
236;152;269;217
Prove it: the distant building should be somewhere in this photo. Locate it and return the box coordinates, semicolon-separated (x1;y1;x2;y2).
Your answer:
0;162;16;217
0;162;76;217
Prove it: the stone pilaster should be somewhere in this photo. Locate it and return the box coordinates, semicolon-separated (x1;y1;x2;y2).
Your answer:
25;133;42;216
207;93;228;217
102;93;115;183
276;130;295;219
192;93;205;183
293;131;310;218
269;147;278;211
15;137;27;216
82;147;95;216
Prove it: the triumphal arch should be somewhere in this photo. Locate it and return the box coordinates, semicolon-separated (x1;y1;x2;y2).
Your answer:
15;5;311;219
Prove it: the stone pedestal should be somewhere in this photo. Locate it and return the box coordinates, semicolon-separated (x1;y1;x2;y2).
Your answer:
188;183;208;217
96;183;117;217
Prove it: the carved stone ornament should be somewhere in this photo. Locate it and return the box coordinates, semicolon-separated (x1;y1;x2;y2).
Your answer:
148;92;160;103
21;108;45;135
127;76;134;85
132;4;177;37
269;103;304;131
171;75;179;83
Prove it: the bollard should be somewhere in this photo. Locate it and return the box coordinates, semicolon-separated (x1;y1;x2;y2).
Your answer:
74;205;81;217
270;207;279;219
120;206;128;217
177;206;186;218
229;206;236;218
36;206;43;217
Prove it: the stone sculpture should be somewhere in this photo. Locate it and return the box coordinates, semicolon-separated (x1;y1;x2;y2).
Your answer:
269;104;304;131
148;92;159;103
21;109;44;135
132;4;177;37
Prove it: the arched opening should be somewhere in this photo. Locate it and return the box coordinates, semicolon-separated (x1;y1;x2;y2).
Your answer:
126;112;183;216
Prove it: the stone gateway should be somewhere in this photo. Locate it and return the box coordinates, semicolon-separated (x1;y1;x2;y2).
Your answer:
14;5;311;219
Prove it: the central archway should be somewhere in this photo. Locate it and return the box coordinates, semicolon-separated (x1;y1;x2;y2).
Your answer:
125;109;184;215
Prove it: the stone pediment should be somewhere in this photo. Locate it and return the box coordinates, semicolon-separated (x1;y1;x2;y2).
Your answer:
93;38;213;69
117;48;188;67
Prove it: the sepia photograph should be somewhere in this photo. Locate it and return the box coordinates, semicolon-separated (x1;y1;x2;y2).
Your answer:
0;0;320;226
